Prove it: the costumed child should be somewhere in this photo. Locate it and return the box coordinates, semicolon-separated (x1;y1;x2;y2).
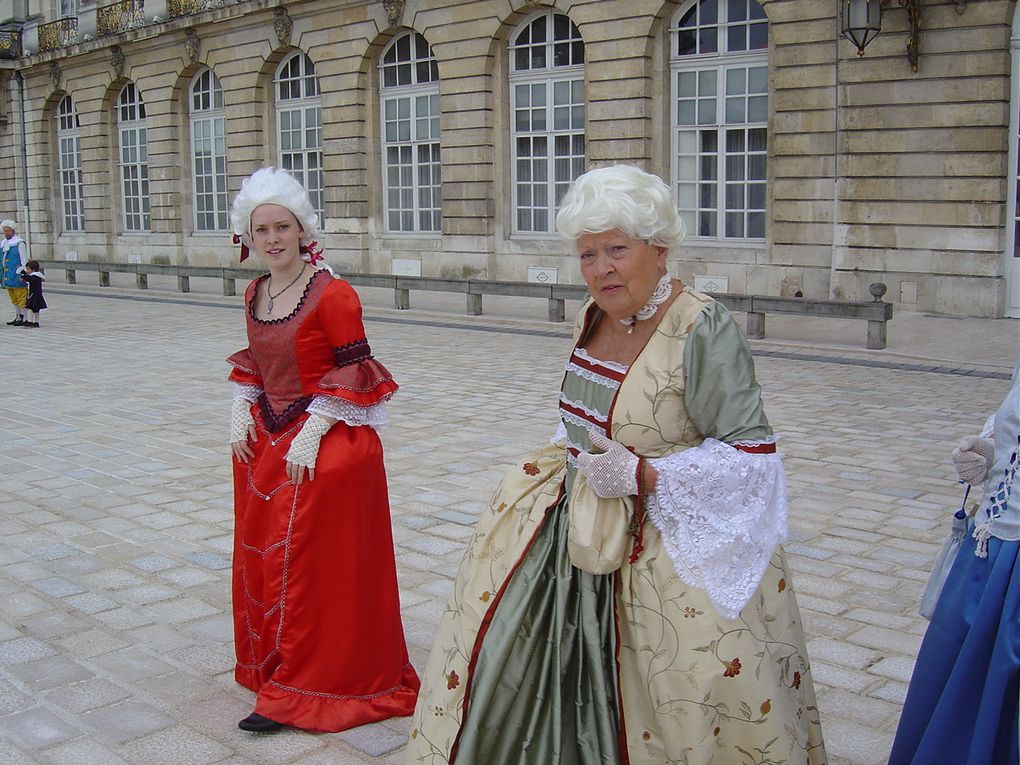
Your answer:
1;219;28;326
19;260;46;328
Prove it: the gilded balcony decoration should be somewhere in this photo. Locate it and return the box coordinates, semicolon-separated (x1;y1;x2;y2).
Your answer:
0;30;21;59
38;17;79;52
98;0;145;36
168;0;204;17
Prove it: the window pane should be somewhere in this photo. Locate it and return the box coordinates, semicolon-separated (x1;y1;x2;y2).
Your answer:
677;29;697;55
749;20;768;48
748;211;764;237
698;28;717;54
698;99;716;125
726;69;746;96
748;96;767;122
702;0;719;25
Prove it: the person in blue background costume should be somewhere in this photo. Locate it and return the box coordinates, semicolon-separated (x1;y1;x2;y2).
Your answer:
890;353;1020;765
1;219;28;326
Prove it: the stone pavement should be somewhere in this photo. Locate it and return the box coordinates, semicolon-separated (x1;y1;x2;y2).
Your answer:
0;279;1017;765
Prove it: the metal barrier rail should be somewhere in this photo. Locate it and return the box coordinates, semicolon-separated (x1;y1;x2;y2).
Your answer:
37;260;893;347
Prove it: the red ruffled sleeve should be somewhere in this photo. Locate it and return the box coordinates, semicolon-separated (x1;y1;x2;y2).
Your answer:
313;279;398;407
227;347;264;388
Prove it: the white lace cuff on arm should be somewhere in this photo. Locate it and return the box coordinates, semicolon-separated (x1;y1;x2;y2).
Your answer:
980;413;995;439
551;419;568;447
232;382;263;403
647;437;788;621
306;394;390;431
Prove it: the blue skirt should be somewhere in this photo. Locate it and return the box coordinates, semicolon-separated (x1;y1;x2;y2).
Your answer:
889;533;1020;765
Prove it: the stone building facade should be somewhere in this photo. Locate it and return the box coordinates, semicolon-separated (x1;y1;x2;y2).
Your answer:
0;0;1017;317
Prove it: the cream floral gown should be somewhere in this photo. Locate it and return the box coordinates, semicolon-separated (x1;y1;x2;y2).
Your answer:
406;288;827;765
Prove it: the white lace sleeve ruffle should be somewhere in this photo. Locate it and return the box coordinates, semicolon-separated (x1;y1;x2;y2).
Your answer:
232;382;263;403
647;437;789;621
306;394;389;431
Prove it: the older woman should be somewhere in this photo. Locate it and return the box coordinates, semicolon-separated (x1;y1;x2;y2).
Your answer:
227;168;418;733
405;165;825;764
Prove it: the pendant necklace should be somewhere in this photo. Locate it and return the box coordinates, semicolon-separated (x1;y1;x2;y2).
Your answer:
266;263;307;315
620;273;673;334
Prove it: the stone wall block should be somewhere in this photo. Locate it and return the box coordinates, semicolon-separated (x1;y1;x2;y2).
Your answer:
772;221;835;246
773;155;836;178
842;126;1003;154
773;178;836;201
773;88;835;112
773;200;835;224
769;243;836;268
773;131;836;156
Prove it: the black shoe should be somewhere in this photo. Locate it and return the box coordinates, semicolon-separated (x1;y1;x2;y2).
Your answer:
238;712;283;732
6;318;23;325
22;322;38;328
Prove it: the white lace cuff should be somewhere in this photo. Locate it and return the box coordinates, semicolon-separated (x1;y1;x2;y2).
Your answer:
306;394;389;431
551;420;568;447
647;438;788;621
980;413;995;439
232;382;263;403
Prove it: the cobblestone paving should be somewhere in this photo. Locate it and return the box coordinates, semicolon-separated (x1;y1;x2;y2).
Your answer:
0;286;1015;765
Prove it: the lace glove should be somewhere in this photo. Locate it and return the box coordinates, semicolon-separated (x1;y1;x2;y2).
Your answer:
576;431;639;498
230;397;256;444
284;414;332;484
951;436;995;486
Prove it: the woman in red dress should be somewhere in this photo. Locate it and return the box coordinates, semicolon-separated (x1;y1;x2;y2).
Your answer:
227;167;419;733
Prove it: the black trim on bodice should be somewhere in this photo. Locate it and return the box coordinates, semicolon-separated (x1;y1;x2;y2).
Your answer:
257;393;314;434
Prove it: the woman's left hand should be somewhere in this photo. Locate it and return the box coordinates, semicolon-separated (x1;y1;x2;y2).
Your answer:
576;432;639;498
284;414;335;485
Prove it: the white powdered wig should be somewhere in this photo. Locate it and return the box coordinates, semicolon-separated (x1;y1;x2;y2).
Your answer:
229;167;319;249
555;165;686;254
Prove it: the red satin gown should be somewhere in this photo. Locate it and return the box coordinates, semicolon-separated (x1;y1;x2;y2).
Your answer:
227;269;419;732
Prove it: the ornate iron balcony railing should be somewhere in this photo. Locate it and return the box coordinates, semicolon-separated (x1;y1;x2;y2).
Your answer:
167;0;202;17
0;30;21;59
38;17;79;52
167;0;232;19
97;0;145;36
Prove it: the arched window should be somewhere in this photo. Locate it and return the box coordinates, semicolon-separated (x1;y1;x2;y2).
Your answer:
56;94;84;233
509;11;585;234
190;69;228;231
116;83;149;232
671;0;768;240
379;32;441;233
275;52;323;220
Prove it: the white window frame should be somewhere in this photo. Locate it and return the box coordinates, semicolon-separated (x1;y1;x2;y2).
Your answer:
509;10;585;236
275;52;323;221
379;32;441;235
56;94;84;234
670;0;768;242
116;83;149;233
190;69;229;232
1005;5;1020;317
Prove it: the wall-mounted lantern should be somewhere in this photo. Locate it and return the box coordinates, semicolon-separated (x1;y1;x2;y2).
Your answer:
839;0;882;57
840;0;921;73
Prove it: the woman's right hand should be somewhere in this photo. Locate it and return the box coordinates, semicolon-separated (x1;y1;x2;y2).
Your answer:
230;398;258;463
951;435;994;486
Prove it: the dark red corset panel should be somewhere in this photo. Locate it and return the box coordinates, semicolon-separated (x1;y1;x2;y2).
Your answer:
226;270;397;430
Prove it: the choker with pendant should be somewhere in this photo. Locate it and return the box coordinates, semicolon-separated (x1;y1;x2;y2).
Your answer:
620;273;673;334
